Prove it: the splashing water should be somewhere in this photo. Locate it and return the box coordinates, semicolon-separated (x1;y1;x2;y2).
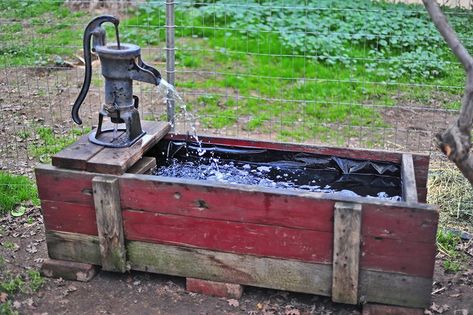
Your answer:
156;79;205;156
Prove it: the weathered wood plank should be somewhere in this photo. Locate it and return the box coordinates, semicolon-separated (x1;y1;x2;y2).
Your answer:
42;231;432;308
35;165;95;205
402;154;418;203
120;176;335;232
86;121;170;175
127;241;432;308
42;200;97;236
41;259;98;282
126;156;156;174
45;230;101;265
93;177;126;273
359;270;432;308
51;134;104;171
412;154;430;202
123;210;333;263
332;202;362;304
128;240;333;296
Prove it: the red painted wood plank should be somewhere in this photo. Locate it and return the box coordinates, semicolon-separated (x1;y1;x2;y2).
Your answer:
166;134;404;164
122;210;333;263
361;236;436;278
35;167;94;205
362;204;438;243
412;154;429;189
120;178;334;232
42;200;98;236
361;254;434;279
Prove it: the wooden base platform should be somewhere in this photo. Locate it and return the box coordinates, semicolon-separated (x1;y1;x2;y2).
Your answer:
52;121;169;175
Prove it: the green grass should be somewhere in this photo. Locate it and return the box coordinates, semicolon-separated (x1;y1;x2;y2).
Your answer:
30;127;90;163
0;0;470;142
0;270;44;314
436;229;467;273
0;172;38;214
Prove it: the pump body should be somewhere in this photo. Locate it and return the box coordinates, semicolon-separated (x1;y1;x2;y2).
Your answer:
72;15;161;148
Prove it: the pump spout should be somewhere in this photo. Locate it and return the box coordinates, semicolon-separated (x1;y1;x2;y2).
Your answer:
129;56;161;86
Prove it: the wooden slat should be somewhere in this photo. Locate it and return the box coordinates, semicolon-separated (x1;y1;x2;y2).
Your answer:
92;177;126;272
43;231;432;308
51;134;104;171
359;270;432;308
35;165;95;205
86;121;170;175
46;231;101;265
332;202;362;304
42;200;98;236
126;156;157;174
402;154;418;203
120;176;335;232
123;210;333;263
128;240;333;296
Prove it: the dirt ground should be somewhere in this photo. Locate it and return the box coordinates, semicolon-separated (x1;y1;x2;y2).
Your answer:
1;66;472;314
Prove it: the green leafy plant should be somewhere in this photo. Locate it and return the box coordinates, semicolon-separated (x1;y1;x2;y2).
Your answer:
437;229;466;273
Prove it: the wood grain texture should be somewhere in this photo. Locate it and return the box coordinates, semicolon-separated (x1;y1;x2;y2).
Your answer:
120;176;335;232
332;202;362;304
51;134;103;171
41;259;98;282
93;177;126;272
42;200;97;236
402;154;418;203
86;121;170;175
126;156;156;174
128;240;333;296
45;231;101;265
359;270;432;308
42;231;432;308
35;165;95;205
123;210;333;263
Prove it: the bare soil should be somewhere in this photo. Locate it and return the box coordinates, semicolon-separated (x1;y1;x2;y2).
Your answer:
1;67;472;315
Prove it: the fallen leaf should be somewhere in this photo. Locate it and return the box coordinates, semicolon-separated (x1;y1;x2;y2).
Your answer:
0;292;8;303
256;303;264;310
227;299;239;307
11;206;26;217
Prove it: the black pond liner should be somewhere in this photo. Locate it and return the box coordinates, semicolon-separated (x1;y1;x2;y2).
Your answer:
153;140;402;201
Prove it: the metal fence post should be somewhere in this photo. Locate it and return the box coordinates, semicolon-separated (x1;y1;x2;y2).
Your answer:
166;0;176;130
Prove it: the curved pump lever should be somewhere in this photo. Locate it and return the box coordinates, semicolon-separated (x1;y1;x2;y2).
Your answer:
71;15;119;125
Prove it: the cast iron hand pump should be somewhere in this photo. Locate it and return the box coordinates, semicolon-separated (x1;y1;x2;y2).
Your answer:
72;15;161;147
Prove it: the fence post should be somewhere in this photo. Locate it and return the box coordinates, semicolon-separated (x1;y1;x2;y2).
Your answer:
165;0;176;131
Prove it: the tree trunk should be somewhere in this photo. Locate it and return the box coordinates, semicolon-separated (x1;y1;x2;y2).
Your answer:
423;0;473;185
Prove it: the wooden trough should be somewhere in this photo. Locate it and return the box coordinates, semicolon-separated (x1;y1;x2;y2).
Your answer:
35;121;437;313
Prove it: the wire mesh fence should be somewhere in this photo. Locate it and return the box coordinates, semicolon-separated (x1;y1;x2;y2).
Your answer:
0;0;471;172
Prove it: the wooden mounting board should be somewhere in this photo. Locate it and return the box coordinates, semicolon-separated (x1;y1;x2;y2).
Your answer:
52;121;170;175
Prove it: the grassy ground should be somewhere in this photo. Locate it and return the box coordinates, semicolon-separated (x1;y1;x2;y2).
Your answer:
0;172;38;214
0;0;469;142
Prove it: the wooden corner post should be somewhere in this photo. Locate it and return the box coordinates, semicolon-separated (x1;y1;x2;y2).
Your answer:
92;176;127;272
332;202;362;304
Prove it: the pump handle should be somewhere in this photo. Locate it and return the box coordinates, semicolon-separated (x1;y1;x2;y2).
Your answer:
71;15;119;125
